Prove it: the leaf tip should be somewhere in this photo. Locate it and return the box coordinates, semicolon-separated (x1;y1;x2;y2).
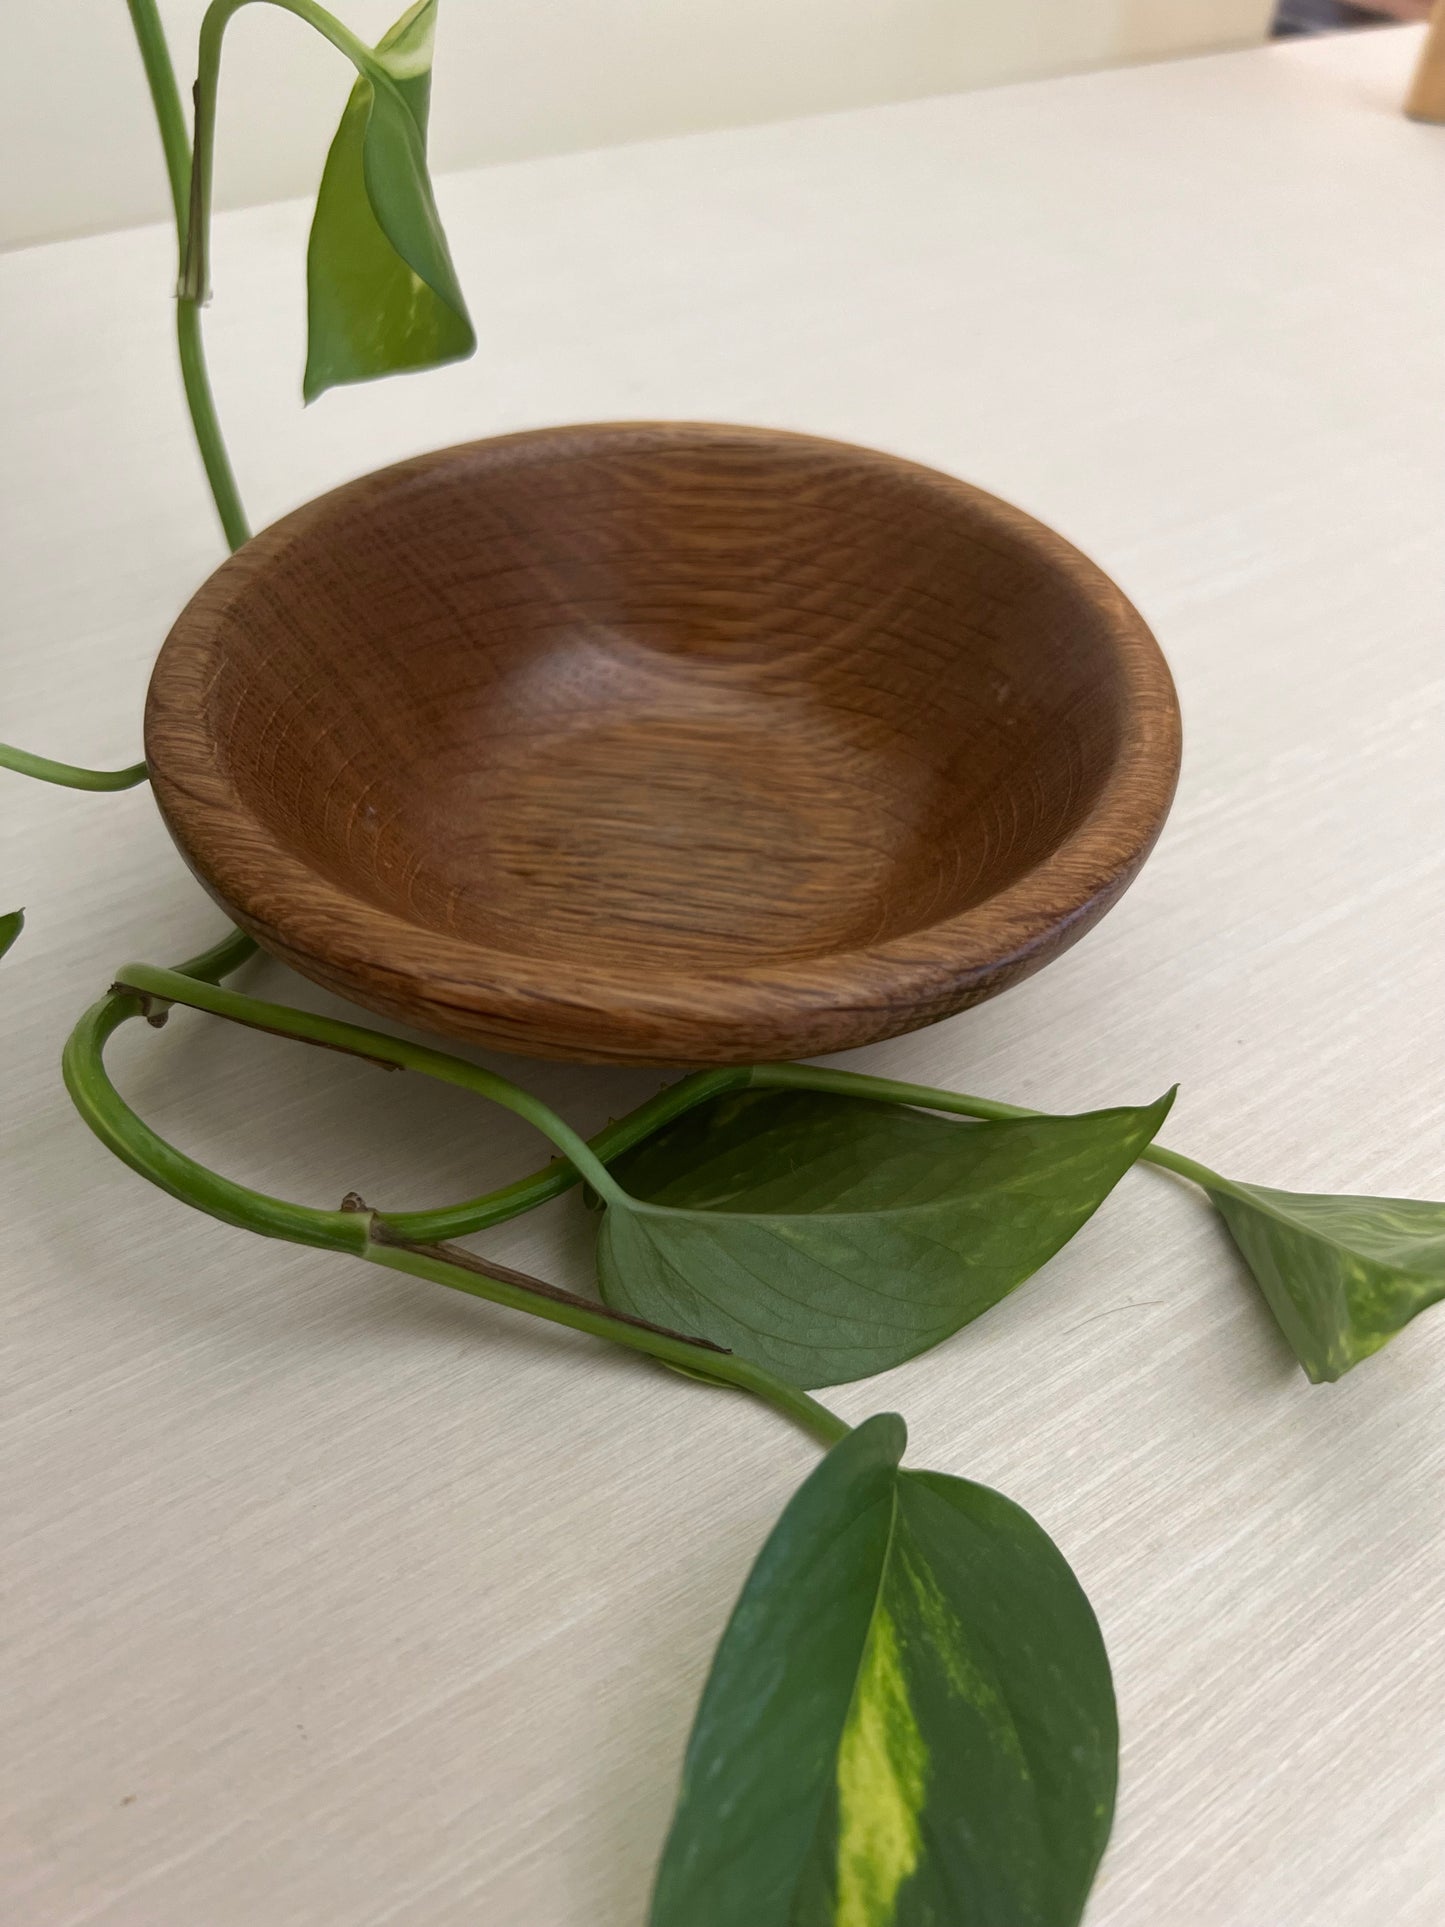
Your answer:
854;1410;909;1463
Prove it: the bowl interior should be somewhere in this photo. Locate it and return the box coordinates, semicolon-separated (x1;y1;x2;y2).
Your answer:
194;429;1138;974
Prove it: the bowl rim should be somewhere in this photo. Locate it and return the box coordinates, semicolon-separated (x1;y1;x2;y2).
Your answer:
145;421;1182;1062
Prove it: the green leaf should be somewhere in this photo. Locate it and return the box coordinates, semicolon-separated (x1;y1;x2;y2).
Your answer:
1208;1179;1445;1382
303;0;475;401
651;1413;1116;1927
598;1087;1174;1387
0;908;23;960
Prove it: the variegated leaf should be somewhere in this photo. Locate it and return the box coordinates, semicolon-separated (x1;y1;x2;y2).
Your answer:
304;0;475;400
651;1413;1116;1927
1209;1179;1445;1381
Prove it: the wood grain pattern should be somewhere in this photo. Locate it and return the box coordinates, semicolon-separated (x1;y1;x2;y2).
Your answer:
145;423;1180;1064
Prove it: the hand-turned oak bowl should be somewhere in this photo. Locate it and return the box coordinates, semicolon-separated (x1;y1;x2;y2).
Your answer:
146;423;1180;1065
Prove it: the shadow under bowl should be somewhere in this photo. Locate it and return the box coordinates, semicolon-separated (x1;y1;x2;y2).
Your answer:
145;422;1180;1064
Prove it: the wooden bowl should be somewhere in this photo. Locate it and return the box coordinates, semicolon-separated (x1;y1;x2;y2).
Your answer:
146;423;1180;1065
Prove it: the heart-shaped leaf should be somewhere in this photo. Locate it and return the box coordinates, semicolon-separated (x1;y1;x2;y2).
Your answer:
0;908;23;960
651;1412;1116;1927
303;0;475;401
598;1087;1173;1386
1207;1179;1445;1381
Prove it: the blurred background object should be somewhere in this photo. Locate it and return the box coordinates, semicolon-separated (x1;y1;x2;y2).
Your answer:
1273;0;1431;33
1403;0;1445;114
2;0;1278;250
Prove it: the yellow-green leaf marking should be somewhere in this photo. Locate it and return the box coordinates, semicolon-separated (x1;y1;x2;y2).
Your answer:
650;1414;1116;1927
835;1603;927;1927
304;0;475;400
1208;1178;1445;1381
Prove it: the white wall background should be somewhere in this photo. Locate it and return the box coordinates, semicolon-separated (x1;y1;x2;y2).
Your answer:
3;1;1275;249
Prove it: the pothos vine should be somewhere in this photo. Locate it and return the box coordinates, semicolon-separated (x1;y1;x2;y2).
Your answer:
4;7;1442;1923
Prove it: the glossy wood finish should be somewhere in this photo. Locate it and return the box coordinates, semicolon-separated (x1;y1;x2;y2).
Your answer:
145;423;1180;1063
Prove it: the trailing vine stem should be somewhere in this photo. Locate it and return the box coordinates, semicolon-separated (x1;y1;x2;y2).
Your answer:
182;0;380;310
104;954;1227;1242
11;1;433;794
8;6;386;792
0;7;243;803
0;746;148;791
72;941;1224;1436
64;936;849;1452
63;927;1225;1448
116;961;630;1206
126;0;251;552
380;1062;1222;1239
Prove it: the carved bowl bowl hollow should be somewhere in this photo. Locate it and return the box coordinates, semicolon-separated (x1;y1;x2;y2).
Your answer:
145;422;1181;1065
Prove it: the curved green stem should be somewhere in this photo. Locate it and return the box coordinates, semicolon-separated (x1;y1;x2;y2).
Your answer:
114;962;629;1207
63;935;846;1450
384;1065;1042;1243
183;0;380;305
125;0;251;551
749;1062;1032;1123
63;925;337;1248
383;1066;750;1242
176;302;252;552
760;1066;1221;1188
760;1067;1221;1184
1133;1141;1223;1190
125;0;191;235
64;990;367;1250
0;744;148;792
385;1060;1219;1244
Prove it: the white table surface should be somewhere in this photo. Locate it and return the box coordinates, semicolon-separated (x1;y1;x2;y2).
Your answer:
3;24;1442;1927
